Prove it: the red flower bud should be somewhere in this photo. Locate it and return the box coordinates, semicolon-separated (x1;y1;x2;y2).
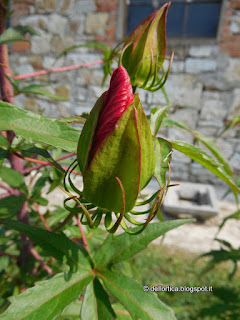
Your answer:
77;66;155;214
90;66;134;162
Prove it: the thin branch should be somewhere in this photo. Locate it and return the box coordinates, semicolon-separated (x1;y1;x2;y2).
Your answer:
13;60;104;81
29;244;54;275
13;151;81;175
0;183;15;193
76;214;90;253
0;250;18;259
52;211;75;232
33;203;51;231
0;191;12;199
23;152;77;174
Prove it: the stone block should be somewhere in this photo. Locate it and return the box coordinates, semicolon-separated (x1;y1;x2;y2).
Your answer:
163;182;218;219
229;88;240;117
51;36;74;53
200;99;227;121
163;59;184;73
200;74;233;91
55;85;70;99
48;14;68;35
170;161;190;181
31;34;51;54
215;138;234;159
36;0;57;11
230;152;240;170
189;45;213;57
19;15;48;31
223;58;240;82
75;0;96;14
56;101;71;117
14;63;34;76
85;12;109;35
198;120;224;129
197;125;219;137
150;74;203;109
170;108;198;128
75;103;92;116
42;56;65;70
185;58;217;74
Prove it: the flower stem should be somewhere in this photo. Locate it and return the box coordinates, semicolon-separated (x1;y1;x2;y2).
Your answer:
76;214;90;253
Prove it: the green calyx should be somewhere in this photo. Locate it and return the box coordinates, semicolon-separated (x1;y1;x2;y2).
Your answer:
77;94;155;214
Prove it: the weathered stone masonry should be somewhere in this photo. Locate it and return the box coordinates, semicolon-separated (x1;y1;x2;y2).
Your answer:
8;0;240;186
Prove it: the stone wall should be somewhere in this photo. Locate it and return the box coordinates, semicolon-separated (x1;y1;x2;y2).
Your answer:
8;0;240;186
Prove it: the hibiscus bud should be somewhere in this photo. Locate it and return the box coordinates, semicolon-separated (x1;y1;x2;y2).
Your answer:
77;66;155;213
120;2;171;90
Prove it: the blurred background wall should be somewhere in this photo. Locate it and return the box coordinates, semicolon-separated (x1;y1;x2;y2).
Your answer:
8;0;240;187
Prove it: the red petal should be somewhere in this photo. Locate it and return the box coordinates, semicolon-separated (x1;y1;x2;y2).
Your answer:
90;66;133;161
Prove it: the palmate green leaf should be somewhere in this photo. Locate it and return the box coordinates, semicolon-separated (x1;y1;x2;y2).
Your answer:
55;300;82;320
81;278;116;320
94;219;193;268
154;138;172;188
0;166;28;194
0;196;26;218
0;26;41;45
112;303;131;319
170;140;240;195
0;101;80;152
98;271;176;320
0;219;91;271
0;270;93;320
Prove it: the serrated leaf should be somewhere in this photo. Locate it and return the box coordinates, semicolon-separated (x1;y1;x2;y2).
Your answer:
150;105;170;136
154;138;172;188
0;219;91;271
170;140;240;195
0;196;26;218
0;101;80;152
59;116;86;124
98;271;176;320
94;219;193;268
81;278;116;320
21;146;64;172
0;166;28;194
0;270;93;320
20;84;68;101
112;303;131;319
0;26;41;45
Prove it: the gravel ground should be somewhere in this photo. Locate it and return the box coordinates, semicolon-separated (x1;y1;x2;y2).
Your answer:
154;201;240;254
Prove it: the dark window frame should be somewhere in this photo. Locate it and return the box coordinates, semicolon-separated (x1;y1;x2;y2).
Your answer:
123;0;226;44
